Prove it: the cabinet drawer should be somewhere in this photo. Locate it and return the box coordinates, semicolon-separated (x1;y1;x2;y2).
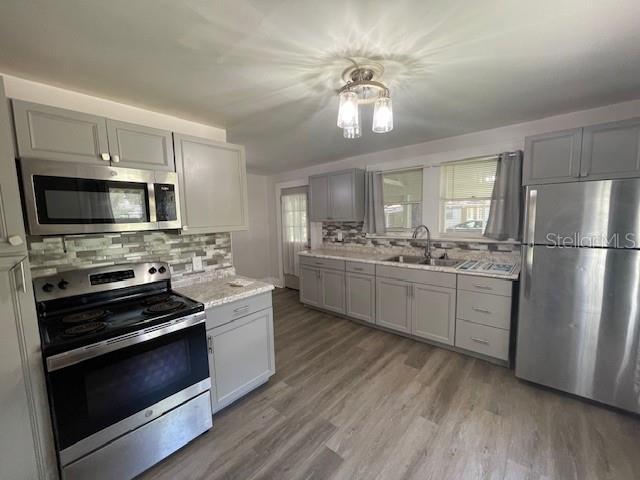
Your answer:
455;319;509;361
346;261;375;275
456;290;512;330
299;256;345;271
376;264;456;288
457;275;512;297
205;292;272;329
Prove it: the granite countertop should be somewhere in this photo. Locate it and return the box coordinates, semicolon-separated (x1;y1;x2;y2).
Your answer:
175;275;274;309
299;249;520;281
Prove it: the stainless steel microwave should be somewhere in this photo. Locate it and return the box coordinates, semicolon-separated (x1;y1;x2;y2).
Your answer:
19;158;181;235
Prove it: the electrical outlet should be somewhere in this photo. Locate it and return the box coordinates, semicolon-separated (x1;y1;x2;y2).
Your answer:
337;231;343;242
192;256;204;272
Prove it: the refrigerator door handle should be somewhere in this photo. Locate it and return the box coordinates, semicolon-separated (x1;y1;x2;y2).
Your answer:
524;246;534;299
525;188;537;246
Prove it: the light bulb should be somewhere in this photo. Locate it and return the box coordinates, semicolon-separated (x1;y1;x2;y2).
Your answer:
372;96;393;133
337;90;359;129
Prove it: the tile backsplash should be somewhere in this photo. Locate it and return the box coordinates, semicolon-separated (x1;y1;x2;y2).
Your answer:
28;231;234;281
322;221;521;263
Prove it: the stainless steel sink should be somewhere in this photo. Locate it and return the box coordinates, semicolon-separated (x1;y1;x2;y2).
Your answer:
384;255;425;264
385;255;462;267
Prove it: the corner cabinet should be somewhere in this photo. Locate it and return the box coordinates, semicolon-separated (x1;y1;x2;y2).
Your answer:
0;78;28;256
523;117;640;185
12;100;175;170
174;134;248;234
309;169;365;221
0;256;55;480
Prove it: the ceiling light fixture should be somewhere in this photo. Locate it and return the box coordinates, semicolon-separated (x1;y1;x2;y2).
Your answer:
337;61;393;138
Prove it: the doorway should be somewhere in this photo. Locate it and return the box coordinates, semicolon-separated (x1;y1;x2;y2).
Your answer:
281;186;309;290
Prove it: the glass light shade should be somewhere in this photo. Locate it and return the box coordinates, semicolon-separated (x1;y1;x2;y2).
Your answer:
343;124;361;139
372;96;393;133
337;90;359;128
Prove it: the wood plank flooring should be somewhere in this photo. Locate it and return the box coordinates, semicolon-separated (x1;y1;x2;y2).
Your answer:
141;288;640;480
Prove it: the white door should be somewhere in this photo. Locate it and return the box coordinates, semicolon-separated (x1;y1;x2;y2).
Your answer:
281;186;309;290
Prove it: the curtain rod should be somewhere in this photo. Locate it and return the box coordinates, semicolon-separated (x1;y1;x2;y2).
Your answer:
371;150;521;173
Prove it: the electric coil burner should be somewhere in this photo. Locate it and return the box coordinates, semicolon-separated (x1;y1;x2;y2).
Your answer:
33;262;212;480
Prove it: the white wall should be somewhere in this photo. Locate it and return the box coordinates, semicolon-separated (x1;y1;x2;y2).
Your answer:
232;174;278;282
264;97;640;283
1;74;226;141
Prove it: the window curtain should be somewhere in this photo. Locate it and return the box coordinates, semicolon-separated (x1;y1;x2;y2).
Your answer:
363;171;386;234
281;189;308;276
484;150;523;240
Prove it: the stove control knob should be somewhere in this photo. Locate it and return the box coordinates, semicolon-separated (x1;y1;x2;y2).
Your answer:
158;266;166;274
42;283;54;293
148;267;157;274
58;279;69;290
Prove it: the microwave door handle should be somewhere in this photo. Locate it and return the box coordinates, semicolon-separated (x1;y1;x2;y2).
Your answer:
148;182;157;223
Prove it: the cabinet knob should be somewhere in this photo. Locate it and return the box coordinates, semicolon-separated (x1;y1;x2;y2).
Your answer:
8;235;23;246
112;154;120;163
100;153;111;161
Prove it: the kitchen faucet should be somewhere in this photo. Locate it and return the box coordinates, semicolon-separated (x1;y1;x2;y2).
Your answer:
412;224;432;261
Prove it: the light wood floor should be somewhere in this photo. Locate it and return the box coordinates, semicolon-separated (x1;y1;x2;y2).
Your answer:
141;288;640;480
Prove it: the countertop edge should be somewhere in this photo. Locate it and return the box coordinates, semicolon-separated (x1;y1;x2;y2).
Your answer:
298;250;520;281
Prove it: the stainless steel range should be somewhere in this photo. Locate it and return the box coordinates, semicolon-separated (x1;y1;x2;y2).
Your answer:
34;262;212;480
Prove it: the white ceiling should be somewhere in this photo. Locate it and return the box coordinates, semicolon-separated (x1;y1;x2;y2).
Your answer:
1;0;639;173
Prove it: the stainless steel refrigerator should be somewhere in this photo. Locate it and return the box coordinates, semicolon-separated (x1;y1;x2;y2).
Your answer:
516;178;640;414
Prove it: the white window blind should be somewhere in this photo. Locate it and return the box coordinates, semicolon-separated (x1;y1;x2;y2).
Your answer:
382;169;423;230
439;158;497;236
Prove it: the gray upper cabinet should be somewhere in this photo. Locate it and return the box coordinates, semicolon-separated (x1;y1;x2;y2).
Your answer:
375;277;411;333
523;128;582;185
580;118;640;180
12;100;110;165
174;134;248;234
0;79;28;256
411;284;456;345
524;117;640;185
309;175;329;221
106;119;174;171
309;168;365;221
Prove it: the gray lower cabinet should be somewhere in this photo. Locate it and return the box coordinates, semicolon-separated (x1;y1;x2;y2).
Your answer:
106;119;174;171
299;266;321;307
0;256;55;479
375;277;412;333
309;168;365;221
12;99;111;165
523;128;582;185
580;118;640;180
412;284;456;345
206;306;275;414
0;78;28;256
174;134;248;234
345;272;375;324
320;269;345;314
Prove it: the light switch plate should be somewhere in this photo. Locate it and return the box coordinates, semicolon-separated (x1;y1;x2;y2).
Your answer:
192;256;204;272
337;231;343;242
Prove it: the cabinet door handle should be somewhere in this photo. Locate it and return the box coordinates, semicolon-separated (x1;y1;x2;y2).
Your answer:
207;335;213;354
233;305;250;314
111;154;120;163
473;284;492;291
100;153;111;161
353;267;363;271
471;337;490;345
472;307;492;314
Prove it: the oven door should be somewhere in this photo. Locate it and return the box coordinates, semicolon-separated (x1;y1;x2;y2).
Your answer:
46;319;210;465
19;158;158;235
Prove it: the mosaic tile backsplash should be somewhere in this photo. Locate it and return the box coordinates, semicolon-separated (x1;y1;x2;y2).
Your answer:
27;231;234;281
322;222;521;263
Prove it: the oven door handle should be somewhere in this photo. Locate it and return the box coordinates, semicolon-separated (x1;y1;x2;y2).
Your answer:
46;311;206;372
